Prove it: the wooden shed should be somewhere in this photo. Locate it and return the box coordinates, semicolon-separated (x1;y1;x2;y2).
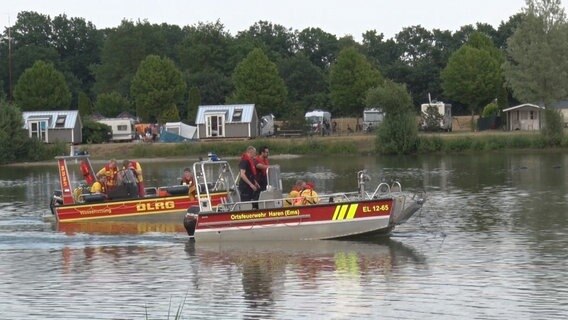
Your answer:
195;104;258;139
22;110;82;144
502;104;544;131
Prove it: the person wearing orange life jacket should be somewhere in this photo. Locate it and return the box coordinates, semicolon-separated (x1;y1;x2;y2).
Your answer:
255;146;270;192
96;159;118;190
123;159;145;197
238;146;260;207
299;181;320;205
80;160;95;185
180;167;197;200
285;180;305;206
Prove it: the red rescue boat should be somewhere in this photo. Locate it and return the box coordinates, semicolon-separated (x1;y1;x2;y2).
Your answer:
50;155;228;223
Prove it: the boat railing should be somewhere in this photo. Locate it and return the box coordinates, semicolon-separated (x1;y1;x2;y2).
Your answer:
370;181;402;199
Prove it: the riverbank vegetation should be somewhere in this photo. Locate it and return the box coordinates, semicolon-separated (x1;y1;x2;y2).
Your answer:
2;1;568;164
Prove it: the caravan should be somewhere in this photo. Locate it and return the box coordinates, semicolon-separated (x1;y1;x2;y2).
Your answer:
363;108;384;132
96;118;136;142
305;110;332;135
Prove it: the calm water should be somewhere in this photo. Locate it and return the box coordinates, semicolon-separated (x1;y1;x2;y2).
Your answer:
0;152;567;319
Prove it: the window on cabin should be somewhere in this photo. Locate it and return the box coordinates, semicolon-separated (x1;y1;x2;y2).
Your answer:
55;115;66;128
117;125;128;131
232;109;243;122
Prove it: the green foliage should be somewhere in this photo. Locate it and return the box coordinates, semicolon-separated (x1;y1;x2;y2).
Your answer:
77;91;93;118
13;60;71;111
441;43;501;115
278;54;328;110
229;48;288;116
421;106;444;131
158;104;181;123
95;92;132;117
187;87;201;123
541;108;564;146
482;101;499;117
177;21;234;75
131;55;186;123
330;47;382;116
367;80;417;154
185;70;232;105
504;0;568;105
297;27;339;69
93;20;182;97
82;119;111;144
0;103;28;164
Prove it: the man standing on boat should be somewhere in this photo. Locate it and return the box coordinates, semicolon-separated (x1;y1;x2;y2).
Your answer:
255;146;270;191
239;146;260;207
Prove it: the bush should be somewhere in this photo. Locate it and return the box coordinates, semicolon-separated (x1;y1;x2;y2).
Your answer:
82;120;111;144
541;109;564;146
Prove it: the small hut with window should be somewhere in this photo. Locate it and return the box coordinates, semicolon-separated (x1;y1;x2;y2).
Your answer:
502;103;544;131
195;104;258;139
22;110;82;144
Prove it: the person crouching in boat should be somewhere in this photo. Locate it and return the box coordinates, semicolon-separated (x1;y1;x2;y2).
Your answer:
299;181;320;205
285;180;305;207
96;159;118;191
90;176;106;193
239;146;260;208
123;159;145;197
181;167;197;200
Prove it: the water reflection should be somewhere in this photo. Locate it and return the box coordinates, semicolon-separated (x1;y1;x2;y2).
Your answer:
185;239;427;318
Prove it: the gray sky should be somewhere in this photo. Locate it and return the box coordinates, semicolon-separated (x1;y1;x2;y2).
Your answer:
0;0;564;40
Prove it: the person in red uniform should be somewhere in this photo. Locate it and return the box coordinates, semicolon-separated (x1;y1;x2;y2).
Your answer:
80;160;95;185
255;146;270;191
239;146;260;206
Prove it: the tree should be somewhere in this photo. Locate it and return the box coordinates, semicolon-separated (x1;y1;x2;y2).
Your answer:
77;91;93;117
0;102;32;164
236;21;296;61
229;48;287;116
297;27;339;69
187;87;201;123
185;70;232;105
13;60;71;111
329;47;382;116
177;21;234;75
94;20;181;97
95;92;132;117
441;37;501;119
51;14;103;94
503;0;568;106
158;104;181;123
366;80;417;154
130;55;186;122
278;54;328;112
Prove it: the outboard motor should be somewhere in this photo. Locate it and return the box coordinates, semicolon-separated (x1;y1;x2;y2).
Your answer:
183;206;200;237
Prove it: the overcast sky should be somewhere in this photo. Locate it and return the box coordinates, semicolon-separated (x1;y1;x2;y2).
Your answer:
0;0;565;40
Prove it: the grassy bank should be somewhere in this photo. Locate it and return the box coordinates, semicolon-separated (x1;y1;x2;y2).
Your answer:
71;130;568;161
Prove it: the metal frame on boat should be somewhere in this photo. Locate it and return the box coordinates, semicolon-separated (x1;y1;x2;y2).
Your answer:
183;160;425;241
50;155;227;223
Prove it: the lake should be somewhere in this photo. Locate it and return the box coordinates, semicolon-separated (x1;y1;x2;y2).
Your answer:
0;152;567;319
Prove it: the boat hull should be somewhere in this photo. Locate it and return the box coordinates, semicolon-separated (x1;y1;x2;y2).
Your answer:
187;198;399;241
53;193;227;223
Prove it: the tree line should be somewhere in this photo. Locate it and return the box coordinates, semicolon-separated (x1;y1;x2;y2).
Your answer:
0;0;567;129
